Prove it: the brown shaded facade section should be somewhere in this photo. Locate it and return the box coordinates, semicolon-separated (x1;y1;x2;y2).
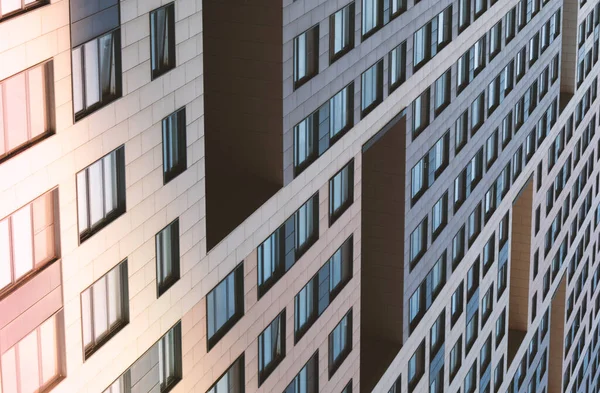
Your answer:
360;113;406;392
548;273;566;393
507;179;534;365
203;0;283;250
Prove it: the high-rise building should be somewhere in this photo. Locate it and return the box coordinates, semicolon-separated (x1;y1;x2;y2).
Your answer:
0;0;598;392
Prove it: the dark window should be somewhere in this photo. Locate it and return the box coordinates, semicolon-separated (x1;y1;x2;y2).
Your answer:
0;60;55;163
150;3;176;79
451;282;464;326
72;29;122;121
293;25;319;89
284;351;318;393
206;263;244;350
162;107;187;184
158;322;183;392
330;3;355;63
76;146;126;243
156;219;181;297
258;311;286;385
389;41;407;92
329;309;352;377
407;340;425;392
361;60;384;117
206;355;245;393
329;160;354;225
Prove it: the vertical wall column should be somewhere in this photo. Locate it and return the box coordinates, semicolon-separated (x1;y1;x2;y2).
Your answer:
548;274;567;393
203;0;284;250
507;179;534;365
360;113;406;392
559;0;579;109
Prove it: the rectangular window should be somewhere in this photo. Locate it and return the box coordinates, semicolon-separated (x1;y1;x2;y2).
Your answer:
451;282;464;326
81;260;128;358
156;219;180;297
294;236;353;342
329;309;352;377
434;69;451;115
409;217;427;267
158;322;182;392
458;0;470;31
206;263;244;350
76;146;126;243
258;311;286;385
505;8;516;42
432;191;448;239
464;362;476;393
284;351;318;393
449;336;462;381
293;25;319;89
72;29;122;121
389;41;407;92
206;355;244;393
413;24;430;69
430;311;445;356
330;3;354;63
409;284;425;330
489;21;502;59
455;110;468;152
0;189;59;292
1;312;64;393
465;313;478;352
295;194;318;256
150;3;176;79
0;0;47;19
470;93;485;134
329;160;354;225
361;60;383;117
362;0;382;37
0;60;55;162
412;88;430;138
407;341;425;392
162;107;187;184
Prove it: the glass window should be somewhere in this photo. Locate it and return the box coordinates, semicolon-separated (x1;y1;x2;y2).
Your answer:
409;218;427;266
411;157;427;201
412;88;430;137
156;219;180;296
407;341;425;392
458;0;470;30
430;311;445;355
296;195;318;254
0;189;59;292
361;60;383;117
81;260;128;358
449;336;462;380
206;263;244;349
329;160;354;224
330;84;352;139
1;313;63;393
413;25;429;68
158;322;182;391
293;113;317;173
434;69;451;114
389;41;407;91
0;61;54;161
72;30;122;121
150;3;176;79
77;146;126;242
362;0;381;36
293;26;319;89
162;107;187;183
451;282;464;325
432;191;448;238
284;351;318;393
259;311;286;385
330;3;354;63
0;0;46;18
329;310;352;376
207;355;245;393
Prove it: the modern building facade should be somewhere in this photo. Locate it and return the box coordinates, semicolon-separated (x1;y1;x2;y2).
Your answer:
0;0;599;392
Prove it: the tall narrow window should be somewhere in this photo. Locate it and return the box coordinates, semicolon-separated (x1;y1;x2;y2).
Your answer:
330;3;354;63
156;219;180;296
0;61;55;162
0;312;64;393
408;340;425;392
207;355;245;393
293;112;318;174
293;25;319;89
206;263;244;350
150;3;176;79
158;322;182;392
162;107;187;184
329;309;352;377
361;60;383;117
81;260;129;358
389;41;407;92
72;29;122;121
329;160;354;225
329;84;352;140
412;88;430;138
259;311;286;385
76;146;126;242
434;69;451;115
0;189;59;292
284;351;319;393
362;0;382;37
0;0;47;19
296;194;319;257
413;24;430;69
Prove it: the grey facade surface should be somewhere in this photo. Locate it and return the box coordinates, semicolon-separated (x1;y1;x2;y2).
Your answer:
1;0;600;392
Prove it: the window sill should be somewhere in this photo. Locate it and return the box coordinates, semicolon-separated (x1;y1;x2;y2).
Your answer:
0;130;54;165
0;0;49;23
74;93;122;123
79;207;126;244
84;319;129;361
207;311;244;351
259;355;286;387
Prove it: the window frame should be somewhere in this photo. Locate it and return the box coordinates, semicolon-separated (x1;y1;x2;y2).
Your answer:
149;2;176;80
329;159;355;226
293;25;320;90
161;107;187;184
329;3;355;64
258;310;286;386
328;309;353;378
155;218;181;297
